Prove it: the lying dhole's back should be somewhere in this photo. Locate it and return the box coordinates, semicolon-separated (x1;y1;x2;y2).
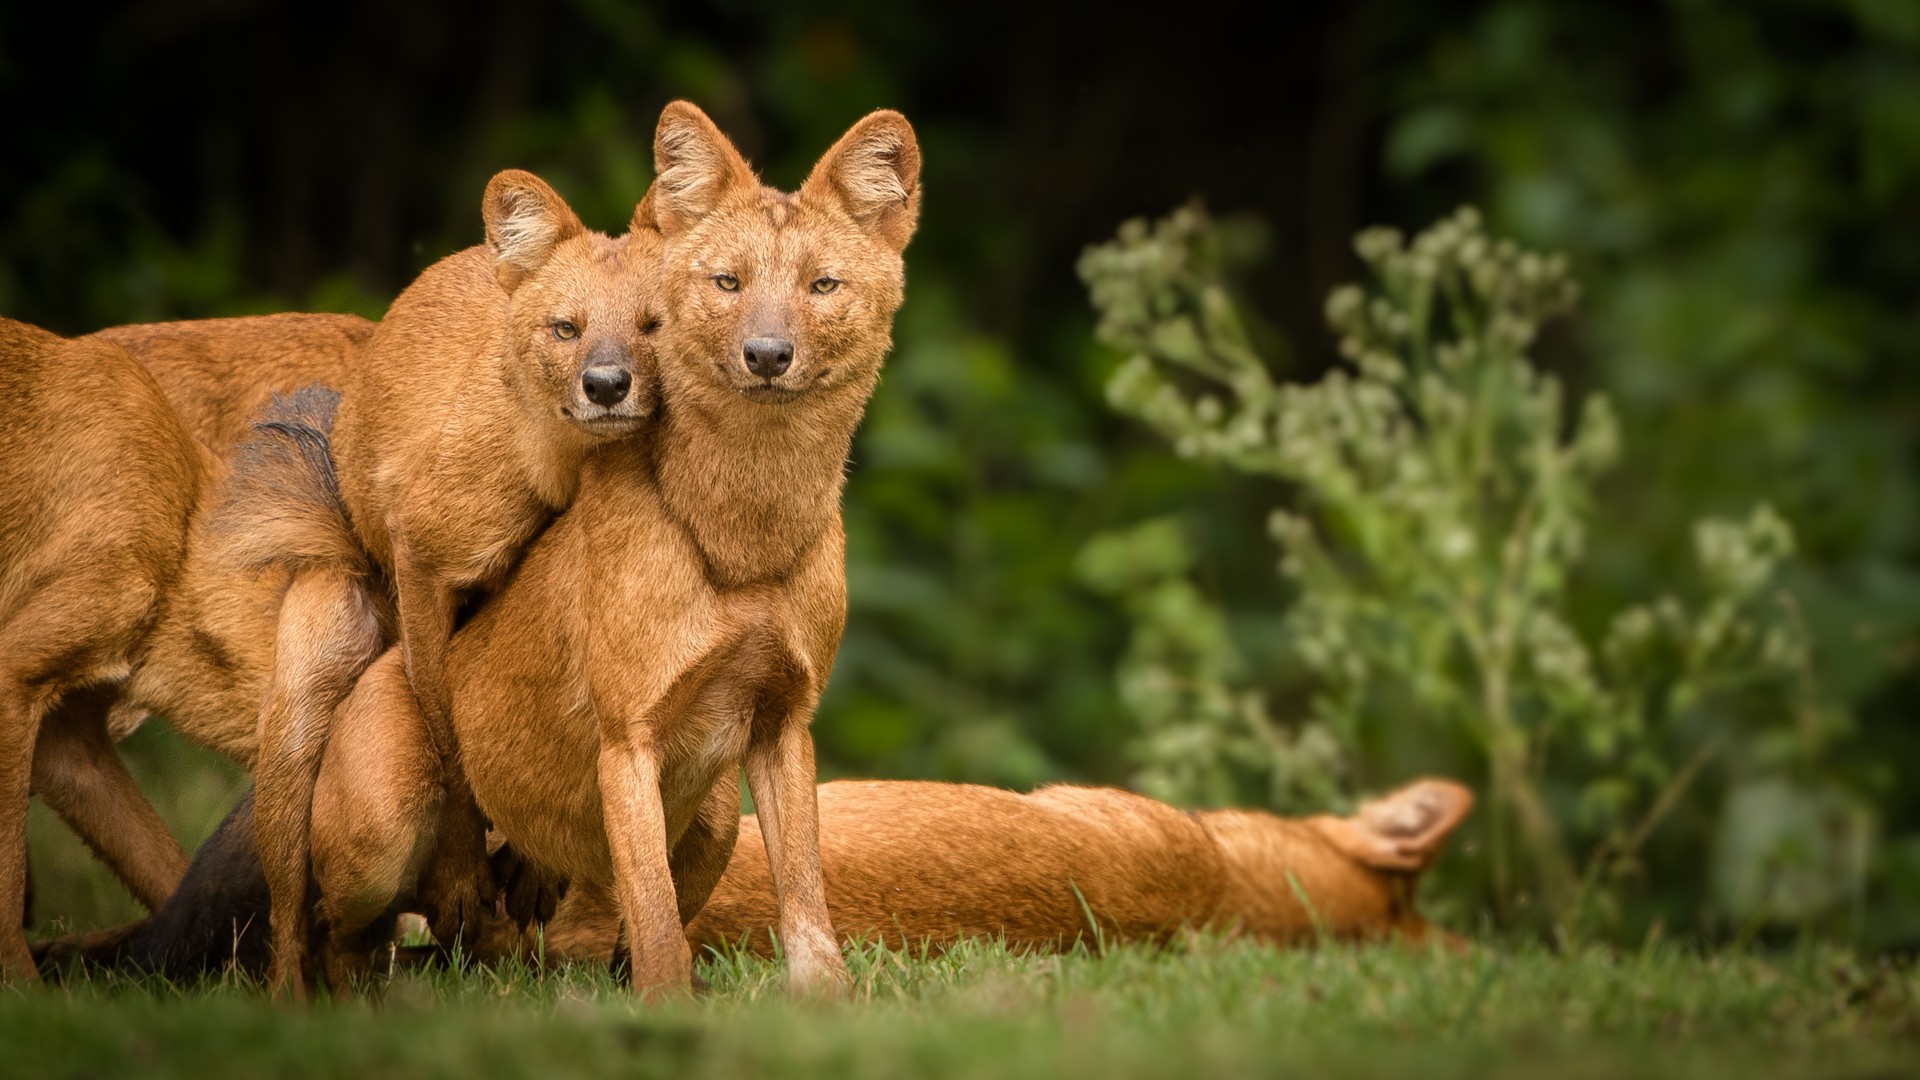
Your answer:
689;780;1223;953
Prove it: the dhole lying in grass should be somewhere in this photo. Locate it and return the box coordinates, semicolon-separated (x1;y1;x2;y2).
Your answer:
700;777;1471;954
555;778;1473;958
34;777;1471;977
301;101;920;998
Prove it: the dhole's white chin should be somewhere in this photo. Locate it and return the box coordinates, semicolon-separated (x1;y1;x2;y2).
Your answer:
568;413;648;436
738;383;804;404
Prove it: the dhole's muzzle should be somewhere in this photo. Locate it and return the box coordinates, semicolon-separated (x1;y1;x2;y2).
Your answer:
563;341;651;433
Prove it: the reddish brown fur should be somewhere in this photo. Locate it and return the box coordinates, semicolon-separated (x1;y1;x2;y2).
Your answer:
253;171;662;995
537;779;1472;963
0;321;393;990
90;313;371;456
307;102;922;998
0;320;204;981
328;171;661;744
98;387;391;998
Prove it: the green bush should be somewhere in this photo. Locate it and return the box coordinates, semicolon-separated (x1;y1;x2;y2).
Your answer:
1079;205;1866;938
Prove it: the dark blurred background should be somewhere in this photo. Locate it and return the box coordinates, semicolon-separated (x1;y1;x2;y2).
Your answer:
8;0;1918;945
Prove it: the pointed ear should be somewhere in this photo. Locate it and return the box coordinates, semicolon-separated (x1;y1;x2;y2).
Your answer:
800;109;921;253
629;182;659;235
652;100;757;238
1314;779;1475;874
482;169;585;293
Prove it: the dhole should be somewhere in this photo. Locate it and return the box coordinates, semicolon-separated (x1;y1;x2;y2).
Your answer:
5;361;537;992
90;313;371;455
0;321;203;982
33;777;1472;978
680;778;1475;953
327;170;660;746
0;362;394;989
302;101;921;997
157;171;662;997
560;778;1473;957
10;168;660;992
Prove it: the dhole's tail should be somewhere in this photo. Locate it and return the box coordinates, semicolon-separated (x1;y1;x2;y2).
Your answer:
208;385;370;578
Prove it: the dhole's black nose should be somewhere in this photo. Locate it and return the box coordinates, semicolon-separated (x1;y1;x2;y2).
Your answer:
581;365;632;406
743;338;794;379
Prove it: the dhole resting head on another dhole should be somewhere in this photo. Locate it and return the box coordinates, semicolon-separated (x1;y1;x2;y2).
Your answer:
326;168;664;797
304;101;920;998
262;171;664;996
33;777;1473;979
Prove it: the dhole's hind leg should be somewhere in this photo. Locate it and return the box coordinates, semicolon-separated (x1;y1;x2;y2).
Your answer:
310;651;442;993
31;687;188;912
0;679;46;982
254;570;384;999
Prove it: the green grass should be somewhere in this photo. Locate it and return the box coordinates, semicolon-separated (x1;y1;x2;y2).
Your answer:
8;939;1917;1079
19;725;1920;1078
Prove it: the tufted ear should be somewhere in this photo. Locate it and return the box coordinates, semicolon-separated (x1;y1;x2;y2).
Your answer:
1313;779;1475;874
629;183;659;235
651;101;758;238
482;169;585;293
799;109;921;253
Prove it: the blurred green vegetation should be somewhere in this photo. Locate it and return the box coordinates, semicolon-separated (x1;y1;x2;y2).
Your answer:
1080;205;1859;941
6;0;1917;947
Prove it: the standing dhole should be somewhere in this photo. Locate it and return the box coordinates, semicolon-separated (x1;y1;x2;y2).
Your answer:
304;101;921;997
0;322;202;983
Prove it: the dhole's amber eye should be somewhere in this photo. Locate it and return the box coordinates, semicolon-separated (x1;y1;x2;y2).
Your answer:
552;320;580;341
713;273;740;292
811;277;841;295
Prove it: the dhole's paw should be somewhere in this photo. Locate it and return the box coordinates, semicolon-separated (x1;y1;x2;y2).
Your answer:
786;943;852;1000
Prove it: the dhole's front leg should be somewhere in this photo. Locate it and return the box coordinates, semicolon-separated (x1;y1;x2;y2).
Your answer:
390;540;458;754
744;718;848;996
254;569;384;999
596;735;688;995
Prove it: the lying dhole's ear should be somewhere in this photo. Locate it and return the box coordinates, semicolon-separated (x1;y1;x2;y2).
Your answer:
483;170;585;293
1314;779;1475;874
652;101;757;238
800;110;921;253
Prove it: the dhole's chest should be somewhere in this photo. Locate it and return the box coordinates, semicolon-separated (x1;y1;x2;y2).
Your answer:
454;501;820;883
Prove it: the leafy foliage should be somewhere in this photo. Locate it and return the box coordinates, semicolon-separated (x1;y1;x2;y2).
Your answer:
1080;206;1859;934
